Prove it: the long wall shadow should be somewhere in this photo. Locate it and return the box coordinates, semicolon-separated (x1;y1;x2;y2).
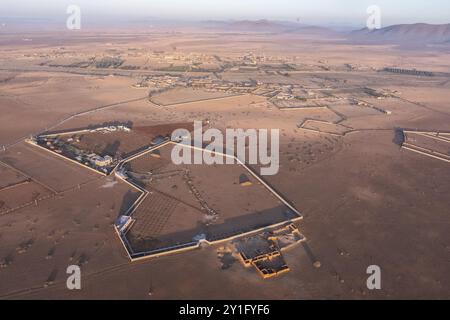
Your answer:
119;189;141;217
126;205;297;255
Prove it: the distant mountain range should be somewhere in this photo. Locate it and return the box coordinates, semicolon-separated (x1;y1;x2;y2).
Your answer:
3;16;450;46
350;23;450;44
201;19;336;35
202;20;450;45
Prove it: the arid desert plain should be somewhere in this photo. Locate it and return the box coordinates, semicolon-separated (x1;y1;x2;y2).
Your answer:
0;27;449;299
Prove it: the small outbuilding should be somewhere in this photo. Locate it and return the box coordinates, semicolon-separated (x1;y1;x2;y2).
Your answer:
239;174;252;187
150;149;161;159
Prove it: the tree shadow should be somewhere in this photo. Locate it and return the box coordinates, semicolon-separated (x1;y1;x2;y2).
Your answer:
393;128;405;146
119;190;141;217
102;140;121;157
301;242;318;264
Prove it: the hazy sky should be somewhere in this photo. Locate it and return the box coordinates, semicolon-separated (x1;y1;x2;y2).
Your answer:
1;0;450;27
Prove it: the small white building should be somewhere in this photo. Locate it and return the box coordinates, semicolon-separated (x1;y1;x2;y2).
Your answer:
87;154;113;167
94;155;113;167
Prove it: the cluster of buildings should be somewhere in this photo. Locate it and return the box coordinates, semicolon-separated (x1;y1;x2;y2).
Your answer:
383;67;434;77
142;72;305;98
80;153;114;168
150;51;294;70
134;75;184;89
152;51;218;65
362;87;398;100
190;78;258;93
89;125;131;133
237;223;305;279
30;136;117;174
28;125;132;174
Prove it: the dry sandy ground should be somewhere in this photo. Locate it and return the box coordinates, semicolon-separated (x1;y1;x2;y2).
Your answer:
0;31;449;299
0;73;145;146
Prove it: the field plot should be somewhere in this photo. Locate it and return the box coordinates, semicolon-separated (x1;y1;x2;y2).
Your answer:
329;103;382;118
275;101;324;109
0;142;99;192
151;87;236;106
127;193;204;253
299;119;353;136
0;180;52;215
121;143;300;258
0;164;27;189
0;95;44;146
0;178;139;296
0;162;53;214
403;131;450;162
